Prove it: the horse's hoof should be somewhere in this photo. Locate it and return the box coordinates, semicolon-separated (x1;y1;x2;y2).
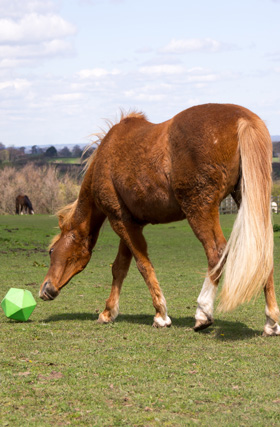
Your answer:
152;321;172;328
97;313;112;324
262;323;280;337
193;318;213;331
153;315;172;328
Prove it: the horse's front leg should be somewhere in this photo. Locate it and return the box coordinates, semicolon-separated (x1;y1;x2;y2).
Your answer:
109;219;171;327
136;257;172;328
98;239;132;324
263;269;280;336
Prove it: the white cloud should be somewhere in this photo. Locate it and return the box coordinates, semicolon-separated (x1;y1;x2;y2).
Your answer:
186;74;218;83
124;82;175;103
138;64;219;83
50;93;83;102
78;0;125;3
0;78;31;91
77;68;121;78
0;0;57;18
121;65;222;106
0;7;76;69
135;46;154;54
42;39;74;56
139;64;185;75
0;58;22;68
266;51;280;62
124;90;165;102
0;40;73;64
0;13;76;44
162;38;223;54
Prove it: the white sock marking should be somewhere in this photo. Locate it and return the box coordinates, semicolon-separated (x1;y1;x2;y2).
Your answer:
195;275;217;322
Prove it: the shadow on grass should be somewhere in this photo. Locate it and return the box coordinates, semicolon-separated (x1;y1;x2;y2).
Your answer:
172;316;261;340
43;312;99;322
203;318;261;341
42;312;261;340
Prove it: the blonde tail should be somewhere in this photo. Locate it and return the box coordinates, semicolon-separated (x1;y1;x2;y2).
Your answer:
218;117;273;312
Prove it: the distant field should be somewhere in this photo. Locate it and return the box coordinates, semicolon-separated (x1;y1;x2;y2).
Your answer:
1;214;280;426
48;157;81;164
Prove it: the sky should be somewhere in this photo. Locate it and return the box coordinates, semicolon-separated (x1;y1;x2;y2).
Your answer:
1;0;280;148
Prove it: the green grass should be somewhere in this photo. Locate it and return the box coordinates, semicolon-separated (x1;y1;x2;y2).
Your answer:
1;214;280;426
48;157;81;164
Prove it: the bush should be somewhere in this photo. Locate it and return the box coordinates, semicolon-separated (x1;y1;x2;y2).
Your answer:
0;163;80;215
272;180;280;197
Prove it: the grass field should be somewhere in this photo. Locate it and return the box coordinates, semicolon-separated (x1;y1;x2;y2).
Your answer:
48;157;81;164
1;214;280;426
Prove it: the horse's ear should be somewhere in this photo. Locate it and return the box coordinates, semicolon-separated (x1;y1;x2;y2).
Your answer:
58;214;64;229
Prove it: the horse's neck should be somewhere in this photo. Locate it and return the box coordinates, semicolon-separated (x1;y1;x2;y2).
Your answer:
74;177;106;245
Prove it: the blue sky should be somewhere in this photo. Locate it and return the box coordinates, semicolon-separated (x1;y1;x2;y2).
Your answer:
1;0;280;147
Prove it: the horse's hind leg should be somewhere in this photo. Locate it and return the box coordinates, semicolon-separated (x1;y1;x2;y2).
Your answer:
109;219;171;327
185;209;227;331
194;274;218;331
263;269;280;336
98;239;132;324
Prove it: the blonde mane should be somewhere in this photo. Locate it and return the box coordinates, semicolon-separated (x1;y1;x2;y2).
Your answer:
57;199;78;228
49;200;78;249
82;109;147;172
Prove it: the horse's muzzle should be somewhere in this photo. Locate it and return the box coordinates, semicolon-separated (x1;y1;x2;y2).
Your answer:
39;281;59;301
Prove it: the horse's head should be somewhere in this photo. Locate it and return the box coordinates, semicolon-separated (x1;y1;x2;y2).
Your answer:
39;203;93;301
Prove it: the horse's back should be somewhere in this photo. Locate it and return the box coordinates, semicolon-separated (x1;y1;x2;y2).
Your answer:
16;194;25;205
169;103;253;159
91;104;261;223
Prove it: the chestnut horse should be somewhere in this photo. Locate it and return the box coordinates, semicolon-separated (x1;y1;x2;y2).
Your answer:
16;194;34;215
39;103;280;336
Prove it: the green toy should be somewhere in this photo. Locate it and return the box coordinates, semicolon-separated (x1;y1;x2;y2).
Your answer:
1;288;37;321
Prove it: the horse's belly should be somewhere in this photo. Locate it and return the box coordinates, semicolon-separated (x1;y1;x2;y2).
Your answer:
120;186;184;224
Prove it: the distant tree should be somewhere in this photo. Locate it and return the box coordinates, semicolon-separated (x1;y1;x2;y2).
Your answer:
82;146;96;159
45;146;58;158
31;145;39;155
58;146;71;158
72;144;83;158
0;142;5;150
0;149;9;162
7;147;22;162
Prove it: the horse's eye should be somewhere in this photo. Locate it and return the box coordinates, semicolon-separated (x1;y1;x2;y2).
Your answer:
49;248;54;256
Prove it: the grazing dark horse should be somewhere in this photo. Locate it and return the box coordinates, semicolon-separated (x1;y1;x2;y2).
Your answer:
16;194;34;215
39;103;280;336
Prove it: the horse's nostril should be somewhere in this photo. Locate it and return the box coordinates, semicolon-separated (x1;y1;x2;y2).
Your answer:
40;281;59;301
42;281;48;292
